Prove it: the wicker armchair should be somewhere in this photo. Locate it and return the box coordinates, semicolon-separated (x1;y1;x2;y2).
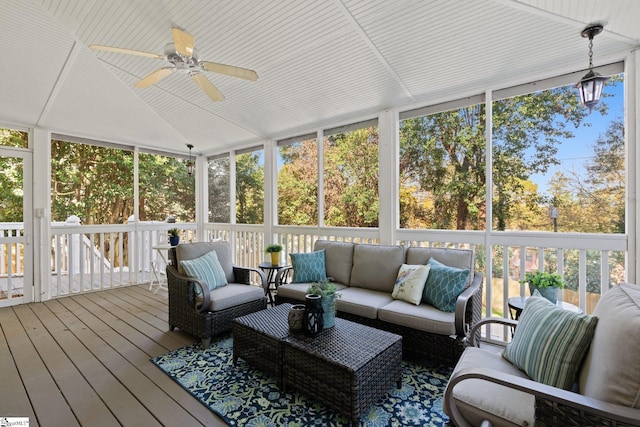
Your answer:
444;283;640;427
166;241;268;348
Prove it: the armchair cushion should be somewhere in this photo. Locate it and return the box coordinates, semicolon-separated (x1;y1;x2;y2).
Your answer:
180;250;228;296
176;241;235;283
422;258;469;312
290;249;327;283
503;293;598;390
579;283;640;407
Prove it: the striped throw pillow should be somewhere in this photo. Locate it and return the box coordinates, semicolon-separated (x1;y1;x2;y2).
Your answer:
180;250;228;296
503;292;598;390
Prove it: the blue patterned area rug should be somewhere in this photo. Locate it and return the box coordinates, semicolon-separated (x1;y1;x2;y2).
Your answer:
151;336;451;426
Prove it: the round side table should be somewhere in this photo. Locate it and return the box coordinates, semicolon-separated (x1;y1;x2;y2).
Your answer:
507;296;583;321
258;262;291;306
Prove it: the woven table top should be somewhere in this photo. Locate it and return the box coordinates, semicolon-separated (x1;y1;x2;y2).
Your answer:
285;318;401;371
233;303;292;339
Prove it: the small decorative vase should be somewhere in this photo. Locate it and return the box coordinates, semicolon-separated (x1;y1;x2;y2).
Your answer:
169;236;180;246
288;304;305;332
529;284;558;304
321;295;336;329
303;294;324;337
270;251;280;266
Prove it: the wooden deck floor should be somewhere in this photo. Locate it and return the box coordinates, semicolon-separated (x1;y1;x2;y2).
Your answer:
0;284;227;426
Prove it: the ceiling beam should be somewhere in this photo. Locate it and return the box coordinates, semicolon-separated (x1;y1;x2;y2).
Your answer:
37;41;81;126
333;0;415;101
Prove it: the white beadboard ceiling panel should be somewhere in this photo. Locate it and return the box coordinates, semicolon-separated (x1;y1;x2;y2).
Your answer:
2;0;638;155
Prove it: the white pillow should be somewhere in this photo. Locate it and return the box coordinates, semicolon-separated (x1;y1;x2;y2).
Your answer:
392;264;431;305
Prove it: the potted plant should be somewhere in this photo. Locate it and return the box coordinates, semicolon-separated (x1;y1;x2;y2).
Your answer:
265;243;283;266
308;279;341;329
168;228;180;246
521;270;564;304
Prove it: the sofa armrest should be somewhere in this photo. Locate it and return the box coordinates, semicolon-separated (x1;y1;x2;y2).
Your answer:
166;265;211;314
454;272;483;337
233;266;269;294
275;265;293;287
445;366;640;427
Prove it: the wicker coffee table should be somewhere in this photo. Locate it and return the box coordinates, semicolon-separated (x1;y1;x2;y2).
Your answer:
283;318;402;423
232;303;292;386
232;306;403;424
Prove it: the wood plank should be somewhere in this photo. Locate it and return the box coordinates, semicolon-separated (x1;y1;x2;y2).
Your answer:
13;304;119;426
58;294;219;425
0;307;77;426
0;309;38;423
45;298;162;427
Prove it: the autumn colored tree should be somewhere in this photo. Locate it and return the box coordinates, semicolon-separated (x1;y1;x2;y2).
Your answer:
278;139;318;225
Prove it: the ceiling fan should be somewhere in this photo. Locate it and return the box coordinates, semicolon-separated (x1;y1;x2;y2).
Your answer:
89;27;258;102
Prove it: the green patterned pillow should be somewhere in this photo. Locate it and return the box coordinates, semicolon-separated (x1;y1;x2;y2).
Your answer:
422;258;469;312
392;264;431;305
180;250;228;296
290;249;327;283
503;293;598;389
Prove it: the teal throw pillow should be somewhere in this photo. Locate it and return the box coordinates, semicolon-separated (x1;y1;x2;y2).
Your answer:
290;249;327;283
180;250;228;296
503;292;598;390
422;258;469;312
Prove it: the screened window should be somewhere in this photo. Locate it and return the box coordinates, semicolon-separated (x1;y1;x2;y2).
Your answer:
399;97;486;230
0;127;28;148
277;134;318;226
236;148;264;224
208;155;230;223
323;120;379;227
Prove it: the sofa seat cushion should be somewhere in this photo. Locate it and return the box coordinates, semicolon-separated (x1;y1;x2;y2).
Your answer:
349;243;404;293
336;287;395;319
314;240;354;285
448;347;534;427
205;283;265;312
277;282;349;302
579;283;640;407
378;300;456;335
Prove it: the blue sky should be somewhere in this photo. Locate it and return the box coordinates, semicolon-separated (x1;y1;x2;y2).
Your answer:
530;77;624;195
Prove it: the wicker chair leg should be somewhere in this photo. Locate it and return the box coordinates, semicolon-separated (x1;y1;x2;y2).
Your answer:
169;325;175;331
201;337;211;348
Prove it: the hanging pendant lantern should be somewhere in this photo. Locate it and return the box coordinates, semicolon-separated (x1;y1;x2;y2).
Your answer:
303;294;324;337
575;25;608;112
185;144;195;176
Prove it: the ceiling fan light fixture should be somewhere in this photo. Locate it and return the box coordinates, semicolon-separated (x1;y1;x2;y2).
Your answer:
575;24;608;112
186;144;195;176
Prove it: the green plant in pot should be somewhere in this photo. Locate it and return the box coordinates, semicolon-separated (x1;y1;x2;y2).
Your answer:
168;228;180;246
265;243;283;266
308;278;341;329
521;270;564;304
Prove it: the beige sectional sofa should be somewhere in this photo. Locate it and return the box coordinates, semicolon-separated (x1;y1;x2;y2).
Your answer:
275;240;483;364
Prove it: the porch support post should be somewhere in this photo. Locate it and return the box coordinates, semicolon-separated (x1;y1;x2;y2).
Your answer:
626;50;639;284
264;139;277;246
378;109;399;245
229;151;237;261
484;90;494;327
195;153;206;241
32;127;51;302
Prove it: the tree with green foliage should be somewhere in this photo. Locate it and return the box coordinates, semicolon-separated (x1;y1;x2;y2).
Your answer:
236;151;264;224
208;157;230;223
278;140;318;225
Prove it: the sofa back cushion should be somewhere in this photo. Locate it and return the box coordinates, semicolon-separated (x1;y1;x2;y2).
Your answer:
314;240;354;285
176;241;234;283
406;247;475;287
579;283;640;407
349;243;405;293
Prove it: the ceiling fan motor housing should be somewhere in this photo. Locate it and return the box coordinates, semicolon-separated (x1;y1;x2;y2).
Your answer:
164;43;200;72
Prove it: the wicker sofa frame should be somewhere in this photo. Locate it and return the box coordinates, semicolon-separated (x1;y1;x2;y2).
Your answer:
276;270;482;365
166;246;268;348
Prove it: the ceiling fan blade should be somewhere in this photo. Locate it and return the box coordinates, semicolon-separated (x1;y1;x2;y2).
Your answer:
172;27;194;57
89;44;161;59
191;73;224;102
135;67;174;88
201;61;258;81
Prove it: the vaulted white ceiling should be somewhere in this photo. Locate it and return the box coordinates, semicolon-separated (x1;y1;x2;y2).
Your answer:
1;0;638;156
